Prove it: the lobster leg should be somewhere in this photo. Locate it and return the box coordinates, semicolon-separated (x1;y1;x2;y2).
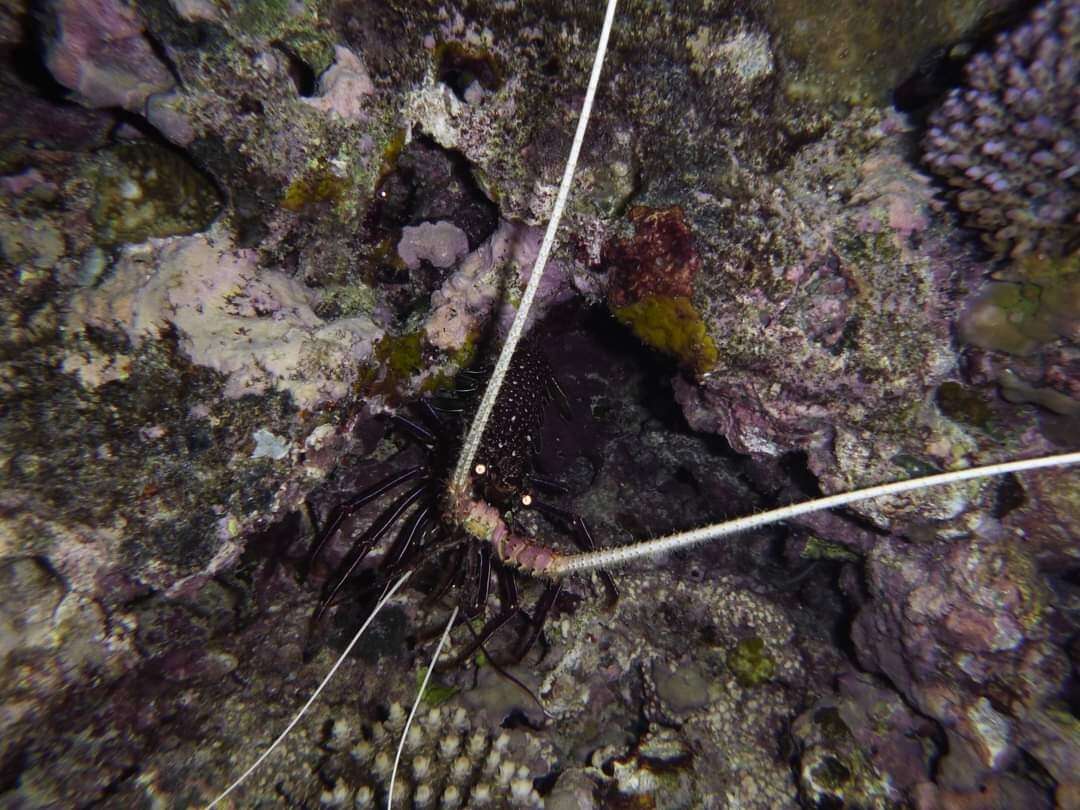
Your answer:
314;481;430;622
383;506;432;572
423;543;466;609
441;565;519;669
512;579;564;663
391;414;437;447
468;545;492;617
309;465;427;567
526;475;570;496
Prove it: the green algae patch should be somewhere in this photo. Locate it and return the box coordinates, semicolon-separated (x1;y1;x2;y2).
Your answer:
421;332;479;395
614;295;718;375
1003;544;1050;632
231;0;335;74
282;171;350;213
416;666;459;707
936;381;993;429
802;536;860;563
376;330;425;383
90;142;221;246
960;253;1079;356
727;637;776;688
810;755;854;792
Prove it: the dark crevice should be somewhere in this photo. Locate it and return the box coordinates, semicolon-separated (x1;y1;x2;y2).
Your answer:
779;450;823;499
141;27;184;90
991;473;1026;519
273;42;318;97
0;746;27;795
10;7;70;103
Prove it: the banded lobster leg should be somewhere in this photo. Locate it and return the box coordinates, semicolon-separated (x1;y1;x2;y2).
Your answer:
312;479;431;622
440;562;526;669
307;465;428;568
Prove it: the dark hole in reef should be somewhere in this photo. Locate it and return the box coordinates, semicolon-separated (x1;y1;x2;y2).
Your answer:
500;708;537;730
11;8;71;102
436;41;503;101
831;563;867;663
532;770;560;797
273;41;318;97
892;44;970;116
369;135;498;250
0;746;28;794
991;472;1026;518
780;450;823;498
541;55;561;76
236;94;265;117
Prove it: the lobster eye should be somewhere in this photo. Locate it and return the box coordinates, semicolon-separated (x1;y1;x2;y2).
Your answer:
474;463;487;475
520;493;533;507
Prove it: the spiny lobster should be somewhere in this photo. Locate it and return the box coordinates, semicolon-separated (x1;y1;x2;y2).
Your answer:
306;340;616;668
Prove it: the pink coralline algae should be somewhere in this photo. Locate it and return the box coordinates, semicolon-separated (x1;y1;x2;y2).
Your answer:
674;122;956;494
65;231;382;409
44;0;174;112
923;0;1079;259
302;46;377;122
424;220;571;351
397;220;471;270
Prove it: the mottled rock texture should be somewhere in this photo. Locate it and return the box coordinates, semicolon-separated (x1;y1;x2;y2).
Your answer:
0;0;1077;807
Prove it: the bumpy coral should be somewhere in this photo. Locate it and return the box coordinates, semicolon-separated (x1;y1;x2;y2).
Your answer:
318;703;552;808
792;673;937;809
923;0;1079;259
536;571;812;809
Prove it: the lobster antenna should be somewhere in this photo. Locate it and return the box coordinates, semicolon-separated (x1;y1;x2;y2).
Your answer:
387;604;460;809
205;573;413;809
452;0;619;492
550;452;1080;575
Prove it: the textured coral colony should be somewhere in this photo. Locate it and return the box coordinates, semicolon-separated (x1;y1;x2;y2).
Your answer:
1;0;1078;807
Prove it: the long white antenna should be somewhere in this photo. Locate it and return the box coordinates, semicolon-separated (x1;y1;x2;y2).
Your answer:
451;0;620;491
206;573;413;809
549;452;1080;575
387;605;460;809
